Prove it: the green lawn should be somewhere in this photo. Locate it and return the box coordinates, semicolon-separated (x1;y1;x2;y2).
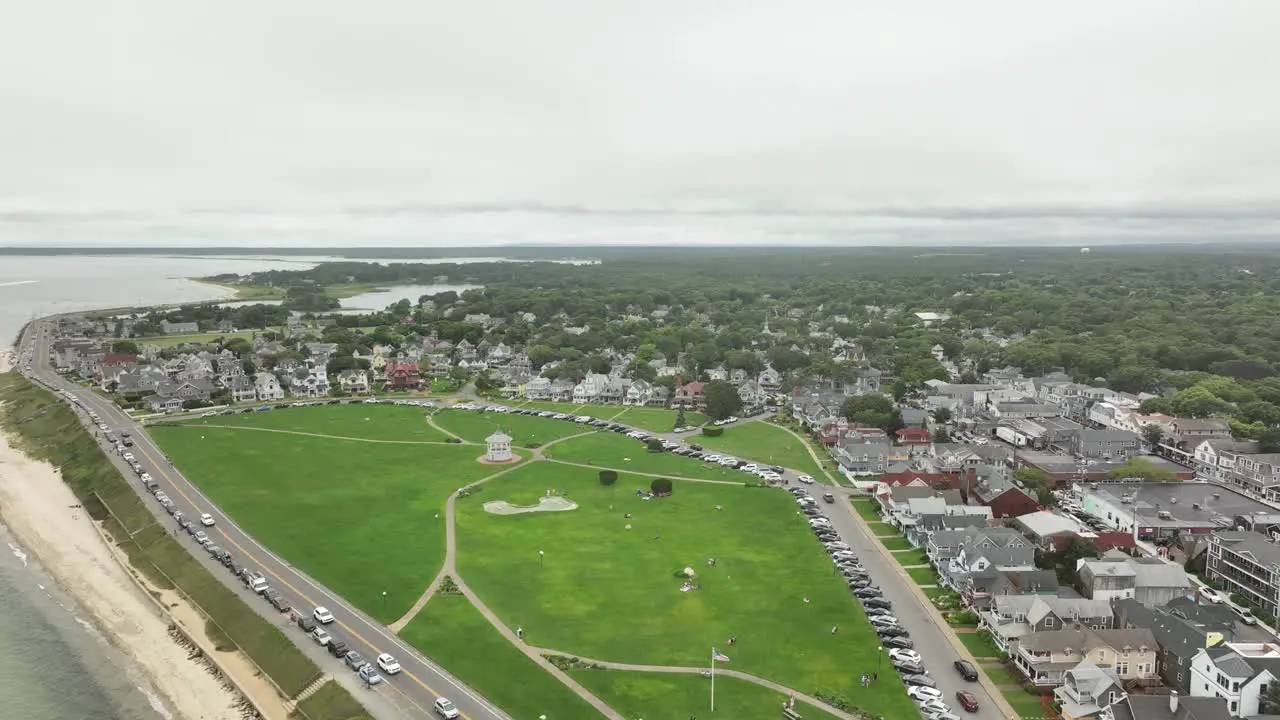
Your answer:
454;462;916;719
866;521;897;536
135;329;273;348
611;406;708;433
544;432;748;483
907;568;938;585
399;595;603;720
149;424;514;622
432;408;588;447
179;404;452;442
694;423;827;479
957;630;1002;659
922;587;950;599
880;537;914;551
983;664;1025;687
851;499;882;521
1003;689;1051;720
571;668;844;720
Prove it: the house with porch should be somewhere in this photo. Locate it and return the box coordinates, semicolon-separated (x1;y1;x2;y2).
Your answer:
385;361;424;391
1013;625;1157;688
1053;661;1125;720
938;528;1034;589
962;569;1059;611
524;376;552;400
254;372;285;401
228;374;256;403
338;369;371;394
982;596;1115;655
672;381;706;409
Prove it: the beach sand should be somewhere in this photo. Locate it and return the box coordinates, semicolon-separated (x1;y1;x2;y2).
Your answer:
0;349;288;720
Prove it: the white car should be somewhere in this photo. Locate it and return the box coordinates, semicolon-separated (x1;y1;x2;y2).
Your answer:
797;475;815;484
889;648;923;664
200;513;216;526
1200;588;1225;604
703;454;722;463
433;697;460;719
376;652;402;674
122;453;136;462
907;686;944;702
313;606;335;624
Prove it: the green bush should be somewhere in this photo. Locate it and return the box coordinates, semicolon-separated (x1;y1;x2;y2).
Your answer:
599;470;618;486
651;477;673;496
646;438;665;452
701;426;724;437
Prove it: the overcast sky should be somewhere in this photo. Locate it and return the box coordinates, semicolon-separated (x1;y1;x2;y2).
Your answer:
1;1;1277;246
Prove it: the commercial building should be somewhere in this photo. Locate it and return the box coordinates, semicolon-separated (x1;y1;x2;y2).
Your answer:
1077;483;1265;542
1206;532;1280;619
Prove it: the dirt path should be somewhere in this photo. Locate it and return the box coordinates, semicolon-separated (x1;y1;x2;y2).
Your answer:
178;423;457;445
541;458;747;486
525;648;860;720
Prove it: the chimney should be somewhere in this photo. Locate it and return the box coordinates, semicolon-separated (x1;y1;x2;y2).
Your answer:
1169;691;1178;714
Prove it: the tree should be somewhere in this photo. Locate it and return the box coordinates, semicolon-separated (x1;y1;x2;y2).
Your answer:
1262;680;1280;715
651;477;673;496
932;428;950;443
931;407;953;424
111;340;139;355
840;394;895;431
646;438;665;452
702;380;743;421
599;470;618;486
1259;428;1280;454
1140;423;1165;448
1038;536;1100;587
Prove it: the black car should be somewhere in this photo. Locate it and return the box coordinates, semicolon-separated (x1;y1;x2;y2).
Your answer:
327;640;349;658
901;673;936;688
864;606;893;618
689;444;703;451
863;598;892;610
851;580;875;590
854;589;882;599
893;660;925;675
954;660;979;681
881;636;913;649
296;615;317;633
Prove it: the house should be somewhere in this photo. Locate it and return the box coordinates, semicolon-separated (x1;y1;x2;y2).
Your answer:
728;368;749;385
254;372;285;401
672;381;706;409
1014;625;1157;687
228;374;256;403
896;427;932;446
524;376;553;401
600;377;629;404
1113;598;1235;695
1193;439;1259;484
1168;419;1233;452
385;361;424;391
940;529;1036;589
963;569;1059;611
548;378;575;401
1078;550;1190;607
338;369;370;394
215;319;237;333
737;380;763;408
160;320;199;334
573;373;610;404
1110;695;1232;720
144;378;214;412
1207;531;1280;619
982;596;1115;655
971;476;1043;519
145;394;184;413
289;362;330;398
1053;661;1124;720
1189;642;1280;717
1074;430;1142;461
1015;510;1099;549
757;367;781;392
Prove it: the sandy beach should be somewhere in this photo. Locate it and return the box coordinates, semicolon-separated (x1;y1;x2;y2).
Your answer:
0;349;284;720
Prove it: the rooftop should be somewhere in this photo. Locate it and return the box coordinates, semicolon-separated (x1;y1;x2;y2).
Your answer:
1085;482;1273;529
1213;531;1280;568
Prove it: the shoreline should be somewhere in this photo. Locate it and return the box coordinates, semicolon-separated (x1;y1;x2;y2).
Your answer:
0;349;286;720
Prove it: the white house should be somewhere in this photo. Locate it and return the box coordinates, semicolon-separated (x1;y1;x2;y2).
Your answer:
524;377;552;400
1189;643;1280;717
338;369;370;394
253;372;285;401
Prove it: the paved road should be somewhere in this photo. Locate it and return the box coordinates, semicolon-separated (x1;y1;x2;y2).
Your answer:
18;321;508;720
824;494;1011;720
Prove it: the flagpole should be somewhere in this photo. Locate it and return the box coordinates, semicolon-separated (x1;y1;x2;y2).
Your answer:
710;648;716;712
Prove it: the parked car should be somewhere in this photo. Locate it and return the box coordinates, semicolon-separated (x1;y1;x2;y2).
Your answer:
875;625;908;638
295;615;317;633
907;686;944;702
311;627;332;646
344;651;368;670
327;640;349;658
954;660;979;681
358;664;383;686
901;673;937;688
1200;588;1225;604
881;636;913;649
955;691;980;712
1234;606;1259;625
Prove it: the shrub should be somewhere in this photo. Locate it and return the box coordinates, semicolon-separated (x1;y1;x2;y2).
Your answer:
701;426;724;437
445;437;462;443
599;470;618;486
651;477;673;496
646;438;664;452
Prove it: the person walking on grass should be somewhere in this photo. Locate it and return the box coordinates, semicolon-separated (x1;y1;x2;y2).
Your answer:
516;626;523;641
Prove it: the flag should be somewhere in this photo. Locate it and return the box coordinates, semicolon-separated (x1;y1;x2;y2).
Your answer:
712;648;730;663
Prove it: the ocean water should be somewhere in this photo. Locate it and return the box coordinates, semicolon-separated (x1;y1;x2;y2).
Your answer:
0;252;503;719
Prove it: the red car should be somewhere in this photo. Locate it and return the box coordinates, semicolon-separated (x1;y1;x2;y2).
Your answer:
956;691;979;713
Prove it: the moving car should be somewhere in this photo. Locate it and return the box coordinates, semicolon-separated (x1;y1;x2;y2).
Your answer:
1200;587;1225;604
955;691;980;713
1234;606;1259;625
200;513;216;526
433;697;461;719
376;653;402;674
822;493;835;503
954;659;979;681
314;606;335;624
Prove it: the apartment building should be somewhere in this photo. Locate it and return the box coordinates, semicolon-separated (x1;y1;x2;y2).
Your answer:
1206;531;1280;619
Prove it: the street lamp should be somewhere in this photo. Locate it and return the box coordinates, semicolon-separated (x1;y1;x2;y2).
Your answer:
381;590;387;616
877;646;883;675
539;549;545;569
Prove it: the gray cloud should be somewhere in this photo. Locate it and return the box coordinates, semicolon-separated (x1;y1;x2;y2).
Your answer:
0;1;1277;245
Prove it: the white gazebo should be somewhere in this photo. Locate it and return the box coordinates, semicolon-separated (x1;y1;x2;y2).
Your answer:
485;430;513;462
